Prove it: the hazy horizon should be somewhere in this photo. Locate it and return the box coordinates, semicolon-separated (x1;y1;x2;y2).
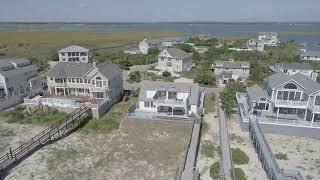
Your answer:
1;0;319;22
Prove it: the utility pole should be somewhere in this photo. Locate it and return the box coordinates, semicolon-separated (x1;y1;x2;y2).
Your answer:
145;55;148;80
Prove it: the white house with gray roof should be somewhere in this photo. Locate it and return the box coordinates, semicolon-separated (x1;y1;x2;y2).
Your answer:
301;51;320;61
212;60;250;85
131;80;204;119
58;45;91;63
270;63;318;81
155;48;193;76
0;58;42;110
239;72;320;126
47;62;122;102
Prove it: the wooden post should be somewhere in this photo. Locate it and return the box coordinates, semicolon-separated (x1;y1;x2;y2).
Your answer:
9;148;13;158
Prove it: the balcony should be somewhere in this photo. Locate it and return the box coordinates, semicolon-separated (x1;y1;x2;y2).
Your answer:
155;99;187;107
274;100;308;108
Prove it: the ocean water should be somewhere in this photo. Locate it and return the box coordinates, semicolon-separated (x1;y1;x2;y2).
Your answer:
0;22;320;50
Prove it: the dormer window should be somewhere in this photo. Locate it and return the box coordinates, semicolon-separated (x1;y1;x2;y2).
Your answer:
284;83;297;89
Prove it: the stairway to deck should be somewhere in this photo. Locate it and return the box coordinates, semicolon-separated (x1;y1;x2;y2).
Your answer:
0;106;92;178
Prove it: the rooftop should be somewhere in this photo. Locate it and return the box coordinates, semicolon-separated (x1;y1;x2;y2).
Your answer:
162;48;192;59
213;60;250;69
58;45;89;53
302;51;320;57
272;63;312;70
48;62;121;79
266;72;320;95
247;84;270;102
138;80;200;105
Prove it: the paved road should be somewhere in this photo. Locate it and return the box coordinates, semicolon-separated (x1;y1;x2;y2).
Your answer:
218;102;233;180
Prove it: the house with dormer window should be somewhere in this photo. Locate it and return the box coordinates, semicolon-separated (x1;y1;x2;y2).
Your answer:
46;62;122;102
211;59;250;85
238;72;320;127
155;48;193;76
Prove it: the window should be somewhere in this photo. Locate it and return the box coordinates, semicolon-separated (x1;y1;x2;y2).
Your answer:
68;78;71;82
284;83;297;89
82;58;86;61
79;79;83;83
76;78;80;83
289;92;295;100
75;52;79;56
168;92;177;99
62;58;66;61
167;62;172;67
283;91;289;100
160;57;164;60
84;79;87;83
283;69;288;73
50;77;54;81
68;52;72;56
92;80;95;85
61;53;65;56
295;92;301;101
168;57;172;61
96;77;102;87
72;52;76;56
315;96;320;106
144;102;150;107
103;81;107;86
71;78;75;83
277;91;283;100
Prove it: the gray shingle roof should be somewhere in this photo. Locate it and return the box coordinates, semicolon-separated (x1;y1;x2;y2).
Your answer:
138;80;200;105
0;58;37;78
266;72;320;95
272;63;312;70
48;62;121;79
247;84;270;102
58;45;89;53
164;48;192;59
213;60;250;69
302;51;320;57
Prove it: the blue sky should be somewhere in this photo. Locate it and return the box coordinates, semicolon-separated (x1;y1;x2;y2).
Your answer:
0;0;319;22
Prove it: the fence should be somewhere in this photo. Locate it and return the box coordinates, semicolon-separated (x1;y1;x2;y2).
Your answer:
0;105;92;178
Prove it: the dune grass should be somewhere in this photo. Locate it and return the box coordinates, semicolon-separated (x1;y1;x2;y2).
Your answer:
0;30;183;61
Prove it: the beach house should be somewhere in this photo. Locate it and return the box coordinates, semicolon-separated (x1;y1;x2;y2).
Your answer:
301;51;320;61
58;45;91;63
270;63;318;81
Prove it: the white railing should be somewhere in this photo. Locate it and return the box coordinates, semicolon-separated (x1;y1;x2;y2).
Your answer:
155;99;187;106
312;105;320;113
24;98;40;105
274;100;307;107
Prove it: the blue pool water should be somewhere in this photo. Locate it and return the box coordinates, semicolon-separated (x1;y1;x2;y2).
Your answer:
129;111;155;119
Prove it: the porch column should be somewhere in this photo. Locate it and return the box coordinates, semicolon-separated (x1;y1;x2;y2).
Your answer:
172;107;174;117
304;109;308;121
64;88;66;97
276;108;279;124
49;88;52;95
55;88;57;96
311;113;315;127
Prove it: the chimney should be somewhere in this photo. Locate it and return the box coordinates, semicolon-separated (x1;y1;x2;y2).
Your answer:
93;61;96;66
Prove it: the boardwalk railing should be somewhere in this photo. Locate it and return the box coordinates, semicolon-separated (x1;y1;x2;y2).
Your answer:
0;105;91;177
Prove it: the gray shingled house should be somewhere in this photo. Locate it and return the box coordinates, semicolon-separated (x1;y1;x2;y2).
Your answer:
47;61;122;102
25;61;123;118
155;48;193;76
0;58;42;110
269;63;318;81
241;72;320;126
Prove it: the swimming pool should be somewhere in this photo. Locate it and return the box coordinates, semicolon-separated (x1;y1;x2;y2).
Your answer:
128;111;155;119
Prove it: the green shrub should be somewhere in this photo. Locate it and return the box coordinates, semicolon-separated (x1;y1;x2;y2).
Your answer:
233;168;246;180
220;81;246;115
129;71;141;83
2;106;67;125
210;162;221;179
232;148;249;165
201;140;213;158
275;152;288;160
194;71;215;87
147;47;160;56
162;71;171;77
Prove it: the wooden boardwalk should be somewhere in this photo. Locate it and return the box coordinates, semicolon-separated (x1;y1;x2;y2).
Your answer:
0;106;91;178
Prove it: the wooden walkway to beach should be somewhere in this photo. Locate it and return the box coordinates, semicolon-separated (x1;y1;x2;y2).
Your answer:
0;106;92;178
